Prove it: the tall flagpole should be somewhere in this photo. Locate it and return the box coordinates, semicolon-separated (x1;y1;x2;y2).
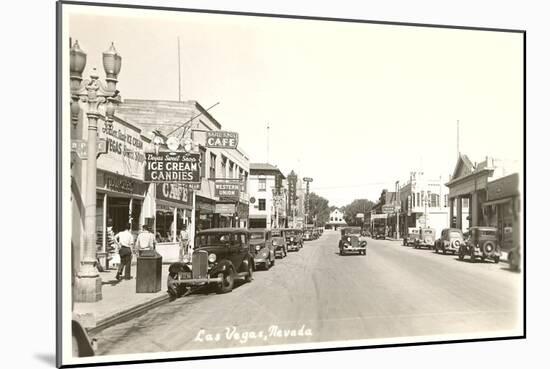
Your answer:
177;37;181;102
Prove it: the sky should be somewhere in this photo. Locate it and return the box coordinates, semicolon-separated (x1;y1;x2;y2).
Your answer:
67;5;523;207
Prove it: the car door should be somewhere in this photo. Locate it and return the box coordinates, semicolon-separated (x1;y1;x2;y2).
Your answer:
229;233;244;269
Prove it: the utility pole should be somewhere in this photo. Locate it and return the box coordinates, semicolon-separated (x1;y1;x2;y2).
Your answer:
457;120;460;159
266;122;270;164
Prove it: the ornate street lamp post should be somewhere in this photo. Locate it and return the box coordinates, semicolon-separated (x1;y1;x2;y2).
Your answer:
70;40;122;302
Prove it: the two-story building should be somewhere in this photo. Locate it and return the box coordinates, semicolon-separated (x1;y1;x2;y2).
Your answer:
397;171;459;237
326;209;347;230
117;99;250;251
248;163;286;229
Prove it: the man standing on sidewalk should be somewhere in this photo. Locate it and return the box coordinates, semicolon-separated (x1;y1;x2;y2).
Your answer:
179;223;190;261
135;224;156;256
115;223;134;281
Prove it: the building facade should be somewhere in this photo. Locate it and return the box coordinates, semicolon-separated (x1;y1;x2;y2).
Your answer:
248;163;286;229
327;209;347;230
397;171;458;238
117;99;250;253
445;155;520;233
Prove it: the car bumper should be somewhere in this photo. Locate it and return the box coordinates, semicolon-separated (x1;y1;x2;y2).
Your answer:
254;256;269;265
169;275;223;286
342;247;366;252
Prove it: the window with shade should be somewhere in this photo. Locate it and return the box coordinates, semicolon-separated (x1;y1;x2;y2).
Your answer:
209;153;216;179
199;147;206;178
258;178;266;191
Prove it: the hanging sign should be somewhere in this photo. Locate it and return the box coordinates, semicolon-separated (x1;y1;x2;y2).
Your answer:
205;131;239;149
144;152;200;183
214;181;241;200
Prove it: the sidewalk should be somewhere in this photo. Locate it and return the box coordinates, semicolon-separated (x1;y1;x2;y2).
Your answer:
73;263;172;333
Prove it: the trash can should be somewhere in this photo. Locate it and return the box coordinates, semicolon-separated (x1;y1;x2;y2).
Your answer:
136;250;162;293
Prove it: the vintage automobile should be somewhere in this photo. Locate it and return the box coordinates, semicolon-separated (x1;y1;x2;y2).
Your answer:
434;228;465;254
402;227;420;246
338;226;367;255
413;227;436;249
249;229;276;270
303;226;314;241
372;225;386;240
270;228;288;258
458;226;501;263
167;228;254;297
312;228;320;240
284;228;303;252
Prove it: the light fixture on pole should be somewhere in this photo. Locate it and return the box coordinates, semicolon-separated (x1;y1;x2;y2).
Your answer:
70;40;122;302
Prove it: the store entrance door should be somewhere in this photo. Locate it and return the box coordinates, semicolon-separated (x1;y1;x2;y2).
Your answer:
108;197;130;233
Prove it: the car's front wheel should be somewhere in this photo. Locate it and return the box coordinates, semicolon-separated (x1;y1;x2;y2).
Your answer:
493;256;500;264
217;270;235;294
339;248;344;256
458;249;464;261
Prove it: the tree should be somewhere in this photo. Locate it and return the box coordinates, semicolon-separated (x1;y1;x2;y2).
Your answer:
308;192;331;227
343;199;376;226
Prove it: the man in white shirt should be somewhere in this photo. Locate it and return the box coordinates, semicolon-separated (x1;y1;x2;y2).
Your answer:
135;224;156;255
115;223;134;280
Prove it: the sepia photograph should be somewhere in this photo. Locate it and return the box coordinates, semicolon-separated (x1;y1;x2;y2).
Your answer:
58;1;525;367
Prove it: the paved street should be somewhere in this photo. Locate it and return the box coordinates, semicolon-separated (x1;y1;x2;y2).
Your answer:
95;230;521;356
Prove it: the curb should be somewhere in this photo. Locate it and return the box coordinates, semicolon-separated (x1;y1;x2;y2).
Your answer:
87;293;172;336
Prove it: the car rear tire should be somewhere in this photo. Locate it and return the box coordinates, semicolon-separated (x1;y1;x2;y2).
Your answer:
470;251;476;263
458;250;464;261
271;257;275;267
442;248;446;255
217;270;234;294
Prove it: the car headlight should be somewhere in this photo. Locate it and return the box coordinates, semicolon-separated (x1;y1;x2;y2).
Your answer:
347;237;351;242
290;237;294;242
255;245;261;251
182;254;190;264
273;241;278;246
208;253;216;263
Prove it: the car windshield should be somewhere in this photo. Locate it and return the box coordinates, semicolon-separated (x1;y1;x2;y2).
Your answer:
343;229;361;235
286;231;298;236
424;230;433;234
479;230;496;236
197;233;238;247
271;230;282;236
249;233;265;240
449;231;462;238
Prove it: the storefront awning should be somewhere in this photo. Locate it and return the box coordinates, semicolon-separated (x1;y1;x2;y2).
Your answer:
483;198;512;207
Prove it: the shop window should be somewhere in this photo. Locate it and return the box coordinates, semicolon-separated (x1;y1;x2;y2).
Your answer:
155;207;174;242
259;198;266;211
209;153;216;179
259;178;266;191
444;194;449;207
431;194;439;208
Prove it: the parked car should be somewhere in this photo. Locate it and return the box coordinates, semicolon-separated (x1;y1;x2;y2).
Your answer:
338;226;367;255
403;227;420;246
303;226;314;241
507;246;521;271
373;225;386;240
249;229;276;270
458;226;501;263
271;228;288;258
414;228;436;249
434;228;465;254
167;228;254;297
284;228;303;252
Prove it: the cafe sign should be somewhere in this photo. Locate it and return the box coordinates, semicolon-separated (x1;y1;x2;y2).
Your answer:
144;152;200;183
215;181;241;200
156;183;192;207
205;131;239;149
